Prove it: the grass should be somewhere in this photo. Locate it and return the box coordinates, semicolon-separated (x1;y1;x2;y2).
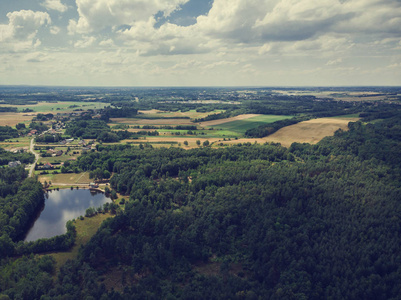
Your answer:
46;213;113;271
211;115;293;133
38;172;91;185
0;136;31;149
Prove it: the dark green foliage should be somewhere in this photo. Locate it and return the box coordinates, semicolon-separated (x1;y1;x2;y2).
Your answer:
0;148;34;165
35;134;62;143
48;114;401;299
33;113;53;121
65;117;111;140
0;255;55;299
29;122;48;133
0;126;18;142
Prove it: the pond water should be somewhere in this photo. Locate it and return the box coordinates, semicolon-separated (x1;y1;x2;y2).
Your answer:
24;189;111;242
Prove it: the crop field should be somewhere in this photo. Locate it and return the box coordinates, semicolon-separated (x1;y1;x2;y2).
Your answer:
0;101;108;113
220;116;359;148
263;117;360;147
0;113;34;126
209;114;294;133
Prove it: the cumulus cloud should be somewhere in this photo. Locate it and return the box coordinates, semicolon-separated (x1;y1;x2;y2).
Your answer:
0;10;51;52
41;0;68;13
7;10;51;39
74;36;96;48
68;0;189;34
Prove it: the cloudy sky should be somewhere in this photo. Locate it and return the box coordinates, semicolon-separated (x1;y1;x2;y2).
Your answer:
0;0;400;86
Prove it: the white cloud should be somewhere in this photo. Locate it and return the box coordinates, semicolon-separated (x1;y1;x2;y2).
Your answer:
68;0;189;34
0;10;51;52
326;58;343;65
50;26;61;35
41;0;68;13
99;39;115;47
74;36;96;48
7;10;51;39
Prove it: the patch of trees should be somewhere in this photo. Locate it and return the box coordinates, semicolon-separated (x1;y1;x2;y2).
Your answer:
0;126;18;141
29;122;49;133
65;117;111;140
35;134;63;143
100;107;138;122
0;107;18;112
0;148;34;165
0;255;56;300
33;113;54;121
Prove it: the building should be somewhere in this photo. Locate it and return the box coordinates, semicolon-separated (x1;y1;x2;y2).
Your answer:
8;161;21;168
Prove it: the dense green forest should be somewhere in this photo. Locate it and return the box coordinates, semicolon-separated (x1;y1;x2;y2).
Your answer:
1;86;401;299
3;113;394;299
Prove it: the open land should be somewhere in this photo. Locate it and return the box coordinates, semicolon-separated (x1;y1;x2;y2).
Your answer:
0;101;108;113
221;116;359;147
0;113;34;126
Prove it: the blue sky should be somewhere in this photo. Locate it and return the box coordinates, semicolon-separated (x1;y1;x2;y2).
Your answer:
0;0;400;86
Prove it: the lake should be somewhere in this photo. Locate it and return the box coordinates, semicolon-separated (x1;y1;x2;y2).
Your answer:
24;189;111;242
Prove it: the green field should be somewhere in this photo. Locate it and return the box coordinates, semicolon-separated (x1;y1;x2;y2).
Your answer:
211;115;293;133
0;101;108;113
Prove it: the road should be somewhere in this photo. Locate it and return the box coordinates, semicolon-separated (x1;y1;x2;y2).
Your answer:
28;138;40;177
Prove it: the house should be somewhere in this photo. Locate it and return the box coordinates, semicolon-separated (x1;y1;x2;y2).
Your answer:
89;182;99;188
8;161;21;168
56;150;63;156
43;162;53;169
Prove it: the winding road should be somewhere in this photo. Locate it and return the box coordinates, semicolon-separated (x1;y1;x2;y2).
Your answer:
28;138;40;177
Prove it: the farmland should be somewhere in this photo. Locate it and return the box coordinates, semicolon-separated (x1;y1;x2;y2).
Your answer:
0;101;108;113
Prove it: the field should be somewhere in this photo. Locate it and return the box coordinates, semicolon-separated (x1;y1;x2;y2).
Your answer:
198;114;261;126
0;101;108;113
221;116;359;147
0;113;34;126
38;172;91;185
0;136;31;150
207;114;294;133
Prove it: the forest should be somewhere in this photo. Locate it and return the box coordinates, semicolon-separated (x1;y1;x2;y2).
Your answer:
1;112;399;299
1;87;401;299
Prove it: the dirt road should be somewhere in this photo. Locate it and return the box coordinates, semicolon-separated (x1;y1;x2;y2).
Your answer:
28;138;40;177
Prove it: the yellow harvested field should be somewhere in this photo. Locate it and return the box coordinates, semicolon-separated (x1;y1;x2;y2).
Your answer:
221;117;359;148
199;114;262;126
110;118;194;125
0;113;34;126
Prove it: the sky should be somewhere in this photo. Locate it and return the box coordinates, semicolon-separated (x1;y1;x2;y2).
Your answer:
0;0;400;87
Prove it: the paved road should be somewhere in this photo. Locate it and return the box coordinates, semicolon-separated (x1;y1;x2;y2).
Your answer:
28;138;40;177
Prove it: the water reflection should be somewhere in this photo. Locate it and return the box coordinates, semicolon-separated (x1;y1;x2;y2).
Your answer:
24;189;111;242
